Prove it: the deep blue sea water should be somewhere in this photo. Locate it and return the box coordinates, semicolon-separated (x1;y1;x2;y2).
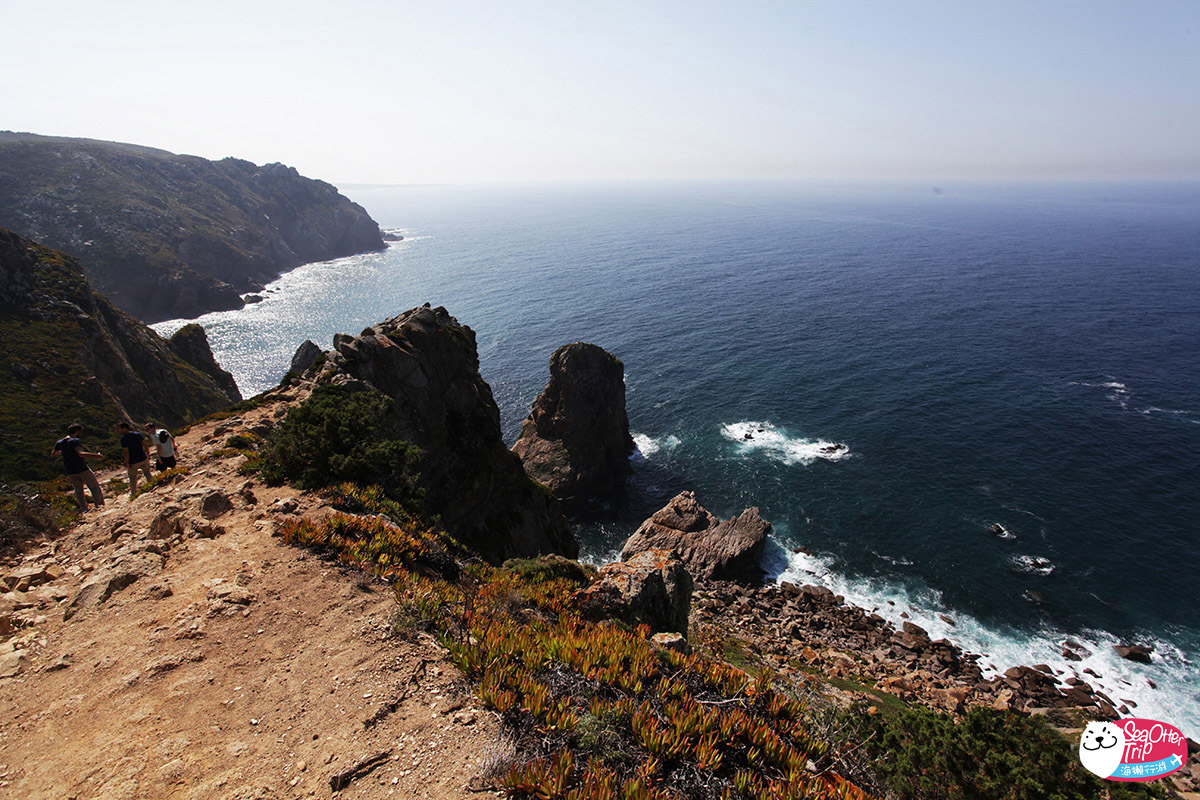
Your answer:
156;180;1200;734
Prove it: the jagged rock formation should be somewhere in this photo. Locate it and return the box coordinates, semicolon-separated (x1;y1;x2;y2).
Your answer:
0;228;242;483
289;340;323;376
574;549;693;634
512;342;634;513
168;324;241;400
622;491;769;582
0;132;385;322
317;305;576;562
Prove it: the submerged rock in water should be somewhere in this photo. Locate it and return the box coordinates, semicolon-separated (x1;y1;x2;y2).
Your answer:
1114;644;1153;664
621;491;769;582
512;342;634;513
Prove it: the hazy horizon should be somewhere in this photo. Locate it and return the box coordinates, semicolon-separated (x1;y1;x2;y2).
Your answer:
3;0;1198;185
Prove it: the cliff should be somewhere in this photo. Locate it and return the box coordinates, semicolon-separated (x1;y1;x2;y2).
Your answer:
312;305;577;562
0;132;384;322
0;228;242;483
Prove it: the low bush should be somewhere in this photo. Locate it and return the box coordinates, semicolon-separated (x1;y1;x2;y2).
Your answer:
0;483;75;558
836;702;1168;800
258;384;423;512
224;432;262;451
502;555;597;587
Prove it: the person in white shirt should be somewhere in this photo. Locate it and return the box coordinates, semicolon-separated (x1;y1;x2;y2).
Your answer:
146;422;179;470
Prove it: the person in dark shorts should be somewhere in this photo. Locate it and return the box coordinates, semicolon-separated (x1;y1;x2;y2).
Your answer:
119;421;152;495
50;423;105;511
146;423;178;470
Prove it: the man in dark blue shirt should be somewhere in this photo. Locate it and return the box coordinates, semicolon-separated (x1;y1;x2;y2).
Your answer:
50;423;105;511
119;421;152;496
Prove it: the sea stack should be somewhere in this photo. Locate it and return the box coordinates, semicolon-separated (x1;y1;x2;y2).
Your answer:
319;305;576;562
512;342;635;513
621;491;770;583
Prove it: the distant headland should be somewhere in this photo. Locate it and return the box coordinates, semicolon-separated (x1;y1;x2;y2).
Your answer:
0;132;385;323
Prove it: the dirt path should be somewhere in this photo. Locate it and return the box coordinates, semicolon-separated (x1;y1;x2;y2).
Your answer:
0;398;504;800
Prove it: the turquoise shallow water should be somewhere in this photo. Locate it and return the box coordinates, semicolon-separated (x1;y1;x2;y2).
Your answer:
156;180;1200;734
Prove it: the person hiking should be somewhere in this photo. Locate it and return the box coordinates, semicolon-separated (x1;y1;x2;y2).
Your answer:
50;423;105;511
146;422;178;470
119;421;152;495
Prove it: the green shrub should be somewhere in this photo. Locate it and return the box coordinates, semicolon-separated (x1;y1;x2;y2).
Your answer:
501;554;596;587
258;384;423;511
838;703;1168;800
224;432;262;451
0;483;76;557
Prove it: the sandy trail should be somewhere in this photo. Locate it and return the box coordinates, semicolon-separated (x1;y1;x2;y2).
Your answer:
1;399;503;800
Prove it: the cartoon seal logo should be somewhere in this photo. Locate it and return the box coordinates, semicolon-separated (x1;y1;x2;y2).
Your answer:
1079;718;1189;781
1079;721;1126;778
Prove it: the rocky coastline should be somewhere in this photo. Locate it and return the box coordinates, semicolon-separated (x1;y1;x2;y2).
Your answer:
602;491;1151;737
691;578;1124;720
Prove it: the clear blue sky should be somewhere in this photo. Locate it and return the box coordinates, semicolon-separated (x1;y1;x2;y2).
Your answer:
2;0;1198;183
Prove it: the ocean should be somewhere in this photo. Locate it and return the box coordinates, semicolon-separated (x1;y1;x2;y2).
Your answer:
154;180;1200;735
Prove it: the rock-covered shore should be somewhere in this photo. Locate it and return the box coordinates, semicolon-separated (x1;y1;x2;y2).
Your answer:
692;578;1130;722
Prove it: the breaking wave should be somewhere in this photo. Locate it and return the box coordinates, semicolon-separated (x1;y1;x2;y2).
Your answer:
720;421;851;465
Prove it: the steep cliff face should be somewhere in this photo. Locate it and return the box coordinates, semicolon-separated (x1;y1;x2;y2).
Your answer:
512;343;635;513
316;305;577;562
0;132;385;322
0;228;242;483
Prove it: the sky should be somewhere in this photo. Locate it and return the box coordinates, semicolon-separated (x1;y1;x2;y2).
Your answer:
2;0;1198;184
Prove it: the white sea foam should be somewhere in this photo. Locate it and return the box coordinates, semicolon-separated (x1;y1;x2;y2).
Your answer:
720;421;851;465
1070;381;1129;390
764;542;1200;738
1010;554;1056;576
1069;378;1197;421
631;433;681;460
988;522;1018;540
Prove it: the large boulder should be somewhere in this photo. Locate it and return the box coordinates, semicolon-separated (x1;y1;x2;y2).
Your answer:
621;491;769;582
512;343;634;513
574;549;692;635
321;305;576;562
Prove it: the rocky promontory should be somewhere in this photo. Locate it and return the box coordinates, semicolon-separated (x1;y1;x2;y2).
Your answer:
0;228;241;483
0;132;385;322
512;342;634;512
311;305;576;562
622;490;769;582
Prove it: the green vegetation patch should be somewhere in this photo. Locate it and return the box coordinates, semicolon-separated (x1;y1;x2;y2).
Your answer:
836;702;1167;800
258;384;423;512
0;482;77;560
0;312;122;484
502;554;597;587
